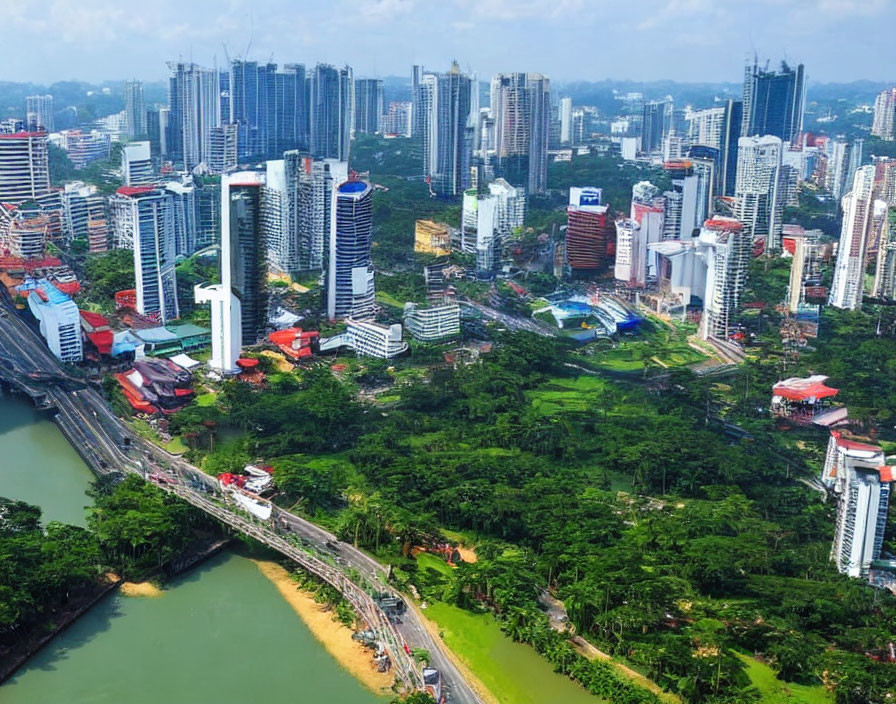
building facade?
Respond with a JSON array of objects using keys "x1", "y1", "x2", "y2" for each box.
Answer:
[
  {"x1": 829, "y1": 165, "x2": 876, "y2": 310},
  {"x1": 733, "y1": 135, "x2": 783, "y2": 249},
  {"x1": 122, "y1": 141, "x2": 154, "y2": 186},
  {"x1": 741, "y1": 60, "x2": 805, "y2": 143},
  {"x1": 566, "y1": 186, "x2": 611, "y2": 272},
  {"x1": 354, "y1": 79, "x2": 383, "y2": 135},
  {"x1": 328, "y1": 180, "x2": 374, "y2": 320},
  {"x1": 871, "y1": 88, "x2": 896, "y2": 141},
  {"x1": 124, "y1": 80, "x2": 147, "y2": 137},
  {"x1": 310, "y1": 64, "x2": 353, "y2": 162},
  {"x1": 25, "y1": 95, "x2": 54, "y2": 133}
]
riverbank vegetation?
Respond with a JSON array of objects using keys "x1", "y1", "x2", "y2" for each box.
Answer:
[
  {"x1": 185, "y1": 327, "x2": 896, "y2": 704},
  {"x1": 0, "y1": 477, "x2": 220, "y2": 672}
]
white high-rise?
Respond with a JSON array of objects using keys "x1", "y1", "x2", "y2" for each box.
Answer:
[
  {"x1": 871, "y1": 88, "x2": 896, "y2": 141},
  {"x1": 122, "y1": 141, "x2": 154, "y2": 186},
  {"x1": 829, "y1": 165, "x2": 876, "y2": 310},
  {"x1": 168, "y1": 62, "x2": 224, "y2": 171},
  {"x1": 822, "y1": 431, "x2": 891, "y2": 578},
  {"x1": 559, "y1": 97, "x2": 573, "y2": 145},
  {"x1": 686, "y1": 106, "x2": 726, "y2": 149},
  {"x1": 25, "y1": 95, "x2": 54, "y2": 132},
  {"x1": 696, "y1": 217, "x2": 751, "y2": 340},
  {"x1": 328, "y1": 180, "x2": 375, "y2": 320},
  {"x1": 733, "y1": 135, "x2": 783, "y2": 250},
  {"x1": 490, "y1": 72, "x2": 550, "y2": 194},
  {"x1": 124, "y1": 80, "x2": 147, "y2": 137}
]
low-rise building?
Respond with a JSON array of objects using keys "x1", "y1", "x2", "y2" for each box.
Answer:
[
  {"x1": 414, "y1": 219, "x2": 451, "y2": 256},
  {"x1": 346, "y1": 319, "x2": 407, "y2": 358},
  {"x1": 403, "y1": 302, "x2": 461, "y2": 342}
]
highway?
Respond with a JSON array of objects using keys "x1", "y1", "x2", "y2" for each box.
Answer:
[{"x1": 0, "y1": 297, "x2": 483, "y2": 704}]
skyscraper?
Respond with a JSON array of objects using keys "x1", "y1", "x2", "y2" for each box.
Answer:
[
  {"x1": 0, "y1": 132, "x2": 51, "y2": 203},
  {"x1": 733, "y1": 135, "x2": 783, "y2": 249},
  {"x1": 328, "y1": 180, "x2": 374, "y2": 320},
  {"x1": 559, "y1": 97, "x2": 573, "y2": 146},
  {"x1": 829, "y1": 165, "x2": 876, "y2": 310},
  {"x1": 490, "y1": 72, "x2": 551, "y2": 194},
  {"x1": 168, "y1": 62, "x2": 223, "y2": 171},
  {"x1": 165, "y1": 177, "x2": 198, "y2": 258},
  {"x1": 110, "y1": 186, "x2": 179, "y2": 323},
  {"x1": 354, "y1": 79, "x2": 383, "y2": 135},
  {"x1": 640, "y1": 99, "x2": 672, "y2": 154},
  {"x1": 719, "y1": 99, "x2": 744, "y2": 196},
  {"x1": 229, "y1": 60, "x2": 277, "y2": 158},
  {"x1": 310, "y1": 64, "x2": 353, "y2": 162},
  {"x1": 822, "y1": 431, "x2": 891, "y2": 578},
  {"x1": 275, "y1": 64, "x2": 308, "y2": 153},
  {"x1": 224, "y1": 171, "x2": 268, "y2": 343},
  {"x1": 871, "y1": 88, "x2": 896, "y2": 141},
  {"x1": 872, "y1": 205, "x2": 896, "y2": 301},
  {"x1": 25, "y1": 95, "x2": 54, "y2": 133},
  {"x1": 741, "y1": 60, "x2": 805, "y2": 143},
  {"x1": 417, "y1": 63, "x2": 473, "y2": 196},
  {"x1": 124, "y1": 80, "x2": 147, "y2": 137},
  {"x1": 696, "y1": 217, "x2": 751, "y2": 340}
]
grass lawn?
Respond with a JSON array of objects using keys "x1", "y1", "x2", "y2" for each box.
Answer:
[
  {"x1": 735, "y1": 652, "x2": 832, "y2": 704},
  {"x1": 164, "y1": 436, "x2": 189, "y2": 454},
  {"x1": 527, "y1": 374, "x2": 609, "y2": 415},
  {"x1": 424, "y1": 602, "x2": 606, "y2": 704},
  {"x1": 195, "y1": 392, "x2": 217, "y2": 407},
  {"x1": 375, "y1": 290, "x2": 405, "y2": 309}
]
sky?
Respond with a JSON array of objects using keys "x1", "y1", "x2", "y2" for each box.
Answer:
[{"x1": 2, "y1": 0, "x2": 895, "y2": 85}]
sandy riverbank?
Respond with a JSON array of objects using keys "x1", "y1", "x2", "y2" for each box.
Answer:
[{"x1": 251, "y1": 559, "x2": 394, "y2": 695}]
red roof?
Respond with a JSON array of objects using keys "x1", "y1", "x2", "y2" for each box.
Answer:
[
  {"x1": 80, "y1": 309, "x2": 111, "y2": 329},
  {"x1": 704, "y1": 217, "x2": 744, "y2": 232},
  {"x1": 0, "y1": 131, "x2": 46, "y2": 139},
  {"x1": 773, "y1": 377, "x2": 839, "y2": 401},
  {"x1": 87, "y1": 330, "x2": 113, "y2": 354},
  {"x1": 831, "y1": 431, "x2": 882, "y2": 453},
  {"x1": 880, "y1": 467, "x2": 894, "y2": 483},
  {"x1": 116, "y1": 186, "x2": 157, "y2": 197},
  {"x1": 236, "y1": 357, "x2": 259, "y2": 369}
]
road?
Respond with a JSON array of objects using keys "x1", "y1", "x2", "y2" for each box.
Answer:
[
  {"x1": 0, "y1": 297, "x2": 483, "y2": 704},
  {"x1": 461, "y1": 300, "x2": 556, "y2": 337}
]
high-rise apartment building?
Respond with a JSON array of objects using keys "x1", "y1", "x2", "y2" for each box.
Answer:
[
  {"x1": 687, "y1": 106, "x2": 726, "y2": 150},
  {"x1": 165, "y1": 177, "x2": 198, "y2": 258},
  {"x1": 733, "y1": 135, "x2": 783, "y2": 249},
  {"x1": 559, "y1": 97, "x2": 573, "y2": 146},
  {"x1": 25, "y1": 95, "x2": 54, "y2": 133},
  {"x1": 62, "y1": 182, "x2": 109, "y2": 252},
  {"x1": 629, "y1": 181, "x2": 665, "y2": 286},
  {"x1": 354, "y1": 79, "x2": 383, "y2": 135},
  {"x1": 490, "y1": 72, "x2": 550, "y2": 194},
  {"x1": 122, "y1": 141, "x2": 154, "y2": 186},
  {"x1": 225, "y1": 171, "x2": 268, "y2": 343},
  {"x1": 54, "y1": 130, "x2": 111, "y2": 169},
  {"x1": 328, "y1": 180, "x2": 374, "y2": 320},
  {"x1": 168, "y1": 62, "x2": 224, "y2": 171},
  {"x1": 110, "y1": 186, "x2": 179, "y2": 323},
  {"x1": 822, "y1": 431, "x2": 891, "y2": 578},
  {"x1": 697, "y1": 217, "x2": 751, "y2": 339},
  {"x1": 124, "y1": 80, "x2": 147, "y2": 137},
  {"x1": 0, "y1": 132, "x2": 52, "y2": 203},
  {"x1": 147, "y1": 106, "x2": 169, "y2": 159},
  {"x1": 829, "y1": 165, "x2": 876, "y2": 310},
  {"x1": 741, "y1": 60, "x2": 805, "y2": 143},
  {"x1": 871, "y1": 88, "x2": 896, "y2": 141},
  {"x1": 416, "y1": 63, "x2": 473, "y2": 196},
  {"x1": 566, "y1": 187, "x2": 611, "y2": 272},
  {"x1": 872, "y1": 205, "x2": 896, "y2": 301},
  {"x1": 207, "y1": 123, "x2": 238, "y2": 174},
  {"x1": 382, "y1": 101, "x2": 412, "y2": 137},
  {"x1": 229, "y1": 60, "x2": 277, "y2": 158},
  {"x1": 310, "y1": 64, "x2": 353, "y2": 162}
]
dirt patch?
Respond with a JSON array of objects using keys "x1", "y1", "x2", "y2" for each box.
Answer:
[
  {"x1": 259, "y1": 350, "x2": 294, "y2": 372},
  {"x1": 120, "y1": 581, "x2": 164, "y2": 598},
  {"x1": 251, "y1": 560, "x2": 393, "y2": 695},
  {"x1": 456, "y1": 546, "x2": 478, "y2": 563}
]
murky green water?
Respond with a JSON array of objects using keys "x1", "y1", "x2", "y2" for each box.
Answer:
[{"x1": 0, "y1": 395, "x2": 384, "y2": 704}]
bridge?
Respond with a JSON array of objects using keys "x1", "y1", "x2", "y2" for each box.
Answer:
[{"x1": 0, "y1": 296, "x2": 482, "y2": 704}]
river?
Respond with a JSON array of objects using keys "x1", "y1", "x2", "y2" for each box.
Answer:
[{"x1": 0, "y1": 394, "x2": 385, "y2": 704}]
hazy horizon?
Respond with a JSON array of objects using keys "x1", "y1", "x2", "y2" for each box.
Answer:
[{"x1": 2, "y1": 0, "x2": 894, "y2": 86}]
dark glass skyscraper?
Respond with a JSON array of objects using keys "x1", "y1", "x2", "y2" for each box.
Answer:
[
  {"x1": 720, "y1": 99, "x2": 744, "y2": 196},
  {"x1": 741, "y1": 60, "x2": 805, "y2": 143},
  {"x1": 640, "y1": 99, "x2": 671, "y2": 154},
  {"x1": 310, "y1": 64, "x2": 353, "y2": 162},
  {"x1": 327, "y1": 180, "x2": 374, "y2": 320},
  {"x1": 354, "y1": 79, "x2": 383, "y2": 134}
]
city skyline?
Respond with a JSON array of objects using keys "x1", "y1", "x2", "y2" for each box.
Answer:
[{"x1": 2, "y1": 0, "x2": 895, "y2": 85}]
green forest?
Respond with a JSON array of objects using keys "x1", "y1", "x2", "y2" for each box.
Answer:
[{"x1": 178, "y1": 329, "x2": 896, "y2": 704}]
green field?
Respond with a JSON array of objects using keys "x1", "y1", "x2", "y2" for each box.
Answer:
[
  {"x1": 194, "y1": 392, "x2": 217, "y2": 407},
  {"x1": 424, "y1": 602, "x2": 605, "y2": 704},
  {"x1": 527, "y1": 374, "x2": 608, "y2": 415},
  {"x1": 735, "y1": 653, "x2": 832, "y2": 704}
]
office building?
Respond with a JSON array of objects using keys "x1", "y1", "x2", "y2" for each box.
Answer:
[
  {"x1": 25, "y1": 94, "x2": 54, "y2": 132},
  {"x1": 0, "y1": 132, "x2": 51, "y2": 203},
  {"x1": 821, "y1": 430, "x2": 891, "y2": 578},
  {"x1": 382, "y1": 101, "x2": 412, "y2": 136},
  {"x1": 687, "y1": 106, "x2": 726, "y2": 150},
  {"x1": 629, "y1": 181, "x2": 665, "y2": 285},
  {"x1": 124, "y1": 80, "x2": 147, "y2": 137},
  {"x1": 662, "y1": 159, "x2": 705, "y2": 241},
  {"x1": 719, "y1": 99, "x2": 744, "y2": 196},
  {"x1": 207, "y1": 123, "x2": 238, "y2": 174},
  {"x1": 310, "y1": 64, "x2": 353, "y2": 162},
  {"x1": 229, "y1": 60, "x2": 276, "y2": 158},
  {"x1": 109, "y1": 186, "x2": 179, "y2": 323},
  {"x1": 785, "y1": 227, "x2": 824, "y2": 313},
  {"x1": 697, "y1": 217, "x2": 751, "y2": 339},
  {"x1": 354, "y1": 79, "x2": 383, "y2": 134},
  {"x1": 461, "y1": 179, "x2": 525, "y2": 274},
  {"x1": 829, "y1": 165, "x2": 876, "y2": 310},
  {"x1": 641, "y1": 99, "x2": 672, "y2": 154},
  {"x1": 165, "y1": 177, "x2": 198, "y2": 258},
  {"x1": 414, "y1": 219, "x2": 451, "y2": 256},
  {"x1": 168, "y1": 61, "x2": 224, "y2": 171},
  {"x1": 328, "y1": 180, "x2": 374, "y2": 320},
  {"x1": 223, "y1": 171, "x2": 268, "y2": 343},
  {"x1": 490, "y1": 72, "x2": 550, "y2": 194},
  {"x1": 614, "y1": 219, "x2": 640, "y2": 284},
  {"x1": 826, "y1": 139, "x2": 851, "y2": 200},
  {"x1": 345, "y1": 319, "x2": 407, "y2": 358},
  {"x1": 733, "y1": 135, "x2": 783, "y2": 249},
  {"x1": 416, "y1": 63, "x2": 473, "y2": 196},
  {"x1": 26, "y1": 280, "x2": 82, "y2": 362},
  {"x1": 566, "y1": 186, "x2": 611, "y2": 272},
  {"x1": 62, "y1": 182, "x2": 109, "y2": 252},
  {"x1": 275, "y1": 63, "x2": 309, "y2": 154},
  {"x1": 403, "y1": 302, "x2": 461, "y2": 342},
  {"x1": 872, "y1": 88, "x2": 896, "y2": 141},
  {"x1": 146, "y1": 107, "x2": 169, "y2": 159},
  {"x1": 262, "y1": 159, "x2": 290, "y2": 274},
  {"x1": 195, "y1": 178, "x2": 221, "y2": 250},
  {"x1": 122, "y1": 141, "x2": 154, "y2": 186},
  {"x1": 741, "y1": 60, "x2": 805, "y2": 143}
]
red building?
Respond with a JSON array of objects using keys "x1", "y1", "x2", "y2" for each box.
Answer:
[{"x1": 566, "y1": 187, "x2": 612, "y2": 272}]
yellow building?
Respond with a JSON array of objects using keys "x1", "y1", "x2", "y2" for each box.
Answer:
[{"x1": 414, "y1": 219, "x2": 451, "y2": 255}]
